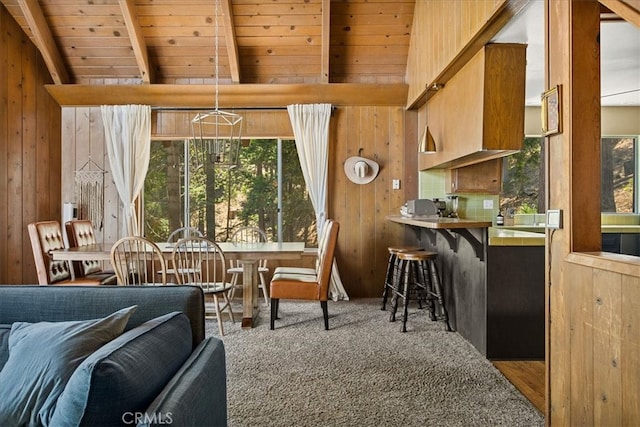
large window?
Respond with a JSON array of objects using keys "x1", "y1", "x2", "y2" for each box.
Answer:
[
  {"x1": 501, "y1": 136, "x2": 637, "y2": 216},
  {"x1": 501, "y1": 137, "x2": 545, "y2": 217},
  {"x1": 601, "y1": 137, "x2": 636, "y2": 213},
  {"x1": 143, "y1": 138, "x2": 317, "y2": 245}
]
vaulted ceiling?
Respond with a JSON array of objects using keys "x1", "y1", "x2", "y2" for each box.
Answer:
[
  {"x1": 1, "y1": 0, "x2": 415, "y2": 86},
  {"x1": 2, "y1": 1, "x2": 637, "y2": 108}
]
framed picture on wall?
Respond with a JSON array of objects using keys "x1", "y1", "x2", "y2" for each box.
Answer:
[{"x1": 541, "y1": 85, "x2": 562, "y2": 136}]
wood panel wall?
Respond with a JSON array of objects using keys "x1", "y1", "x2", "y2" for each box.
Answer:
[
  {"x1": 330, "y1": 106, "x2": 416, "y2": 297},
  {"x1": 406, "y1": 0, "x2": 505, "y2": 106},
  {"x1": 153, "y1": 109, "x2": 294, "y2": 139},
  {"x1": 557, "y1": 255, "x2": 640, "y2": 424},
  {"x1": 61, "y1": 107, "x2": 121, "y2": 243},
  {"x1": 60, "y1": 105, "x2": 414, "y2": 297},
  {"x1": 0, "y1": 4, "x2": 61, "y2": 285},
  {"x1": 546, "y1": 0, "x2": 640, "y2": 425}
]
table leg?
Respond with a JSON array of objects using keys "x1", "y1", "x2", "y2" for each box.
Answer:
[{"x1": 241, "y1": 260, "x2": 259, "y2": 328}]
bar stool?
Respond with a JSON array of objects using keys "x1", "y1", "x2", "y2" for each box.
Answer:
[
  {"x1": 381, "y1": 245, "x2": 422, "y2": 311},
  {"x1": 389, "y1": 250, "x2": 452, "y2": 332}
]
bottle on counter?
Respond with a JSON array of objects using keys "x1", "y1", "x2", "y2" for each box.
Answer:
[{"x1": 496, "y1": 211, "x2": 504, "y2": 226}]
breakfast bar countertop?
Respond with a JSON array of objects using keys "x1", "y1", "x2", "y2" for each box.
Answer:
[{"x1": 386, "y1": 215, "x2": 492, "y2": 229}]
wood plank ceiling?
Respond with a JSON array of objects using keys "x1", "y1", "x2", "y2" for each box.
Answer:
[{"x1": 1, "y1": 0, "x2": 415, "y2": 86}]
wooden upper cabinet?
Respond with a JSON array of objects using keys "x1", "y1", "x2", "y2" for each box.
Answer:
[
  {"x1": 419, "y1": 43, "x2": 527, "y2": 170},
  {"x1": 446, "y1": 158, "x2": 503, "y2": 194}
]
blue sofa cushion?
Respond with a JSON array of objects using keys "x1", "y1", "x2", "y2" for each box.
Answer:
[
  {"x1": 50, "y1": 311, "x2": 193, "y2": 427},
  {"x1": 0, "y1": 324, "x2": 10, "y2": 371},
  {"x1": 0, "y1": 305, "x2": 136, "y2": 427},
  {"x1": 140, "y1": 337, "x2": 227, "y2": 427}
]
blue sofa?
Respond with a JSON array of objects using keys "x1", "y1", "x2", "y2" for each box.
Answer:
[{"x1": 0, "y1": 285, "x2": 227, "y2": 427}]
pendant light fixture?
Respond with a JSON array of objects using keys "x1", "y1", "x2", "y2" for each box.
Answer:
[
  {"x1": 191, "y1": 0, "x2": 243, "y2": 168},
  {"x1": 418, "y1": 126, "x2": 437, "y2": 153}
]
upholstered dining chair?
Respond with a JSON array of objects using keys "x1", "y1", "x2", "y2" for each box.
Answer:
[
  {"x1": 269, "y1": 218, "x2": 330, "y2": 278},
  {"x1": 171, "y1": 237, "x2": 234, "y2": 336},
  {"x1": 110, "y1": 236, "x2": 168, "y2": 286},
  {"x1": 27, "y1": 220, "x2": 106, "y2": 286},
  {"x1": 65, "y1": 219, "x2": 117, "y2": 285},
  {"x1": 227, "y1": 226, "x2": 270, "y2": 304},
  {"x1": 269, "y1": 219, "x2": 339, "y2": 330}
]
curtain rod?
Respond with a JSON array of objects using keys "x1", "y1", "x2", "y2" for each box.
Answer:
[
  {"x1": 151, "y1": 106, "x2": 287, "y2": 111},
  {"x1": 151, "y1": 106, "x2": 337, "y2": 112}
]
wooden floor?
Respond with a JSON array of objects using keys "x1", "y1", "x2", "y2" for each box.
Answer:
[{"x1": 493, "y1": 360, "x2": 545, "y2": 414}]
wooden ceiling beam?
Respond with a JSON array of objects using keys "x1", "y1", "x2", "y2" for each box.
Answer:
[
  {"x1": 45, "y1": 83, "x2": 408, "y2": 108},
  {"x1": 221, "y1": 0, "x2": 240, "y2": 83},
  {"x1": 16, "y1": 0, "x2": 70, "y2": 84},
  {"x1": 321, "y1": 0, "x2": 330, "y2": 83},
  {"x1": 599, "y1": 0, "x2": 640, "y2": 26},
  {"x1": 118, "y1": 0, "x2": 154, "y2": 83}
]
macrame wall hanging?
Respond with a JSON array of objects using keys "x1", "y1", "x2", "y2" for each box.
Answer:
[{"x1": 74, "y1": 158, "x2": 106, "y2": 230}]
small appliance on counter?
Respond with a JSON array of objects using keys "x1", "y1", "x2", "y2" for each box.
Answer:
[
  {"x1": 400, "y1": 199, "x2": 439, "y2": 217},
  {"x1": 432, "y1": 198, "x2": 447, "y2": 217},
  {"x1": 447, "y1": 195, "x2": 459, "y2": 218}
]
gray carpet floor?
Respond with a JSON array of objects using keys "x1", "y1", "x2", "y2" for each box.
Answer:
[{"x1": 205, "y1": 298, "x2": 544, "y2": 427}]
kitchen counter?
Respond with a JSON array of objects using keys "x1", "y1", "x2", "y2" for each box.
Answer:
[
  {"x1": 492, "y1": 224, "x2": 640, "y2": 251},
  {"x1": 500, "y1": 224, "x2": 640, "y2": 233},
  {"x1": 387, "y1": 215, "x2": 492, "y2": 229},
  {"x1": 387, "y1": 214, "x2": 491, "y2": 260},
  {"x1": 602, "y1": 225, "x2": 640, "y2": 233},
  {"x1": 489, "y1": 227, "x2": 545, "y2": 246}
]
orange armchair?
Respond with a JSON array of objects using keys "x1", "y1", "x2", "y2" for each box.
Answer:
[{"x1": 269, "y1": 219, "x2": 339, "y2": 330}]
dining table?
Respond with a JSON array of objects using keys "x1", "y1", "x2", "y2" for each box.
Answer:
[{"x1": 51, "y1": 240, "x2": 306, "y2": 328}]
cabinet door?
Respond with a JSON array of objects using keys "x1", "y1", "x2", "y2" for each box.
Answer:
[{"x1": 446, "y1": 158, "x2": 502, "y2": 194}]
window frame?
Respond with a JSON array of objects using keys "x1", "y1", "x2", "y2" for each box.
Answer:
[
  {"x1": 143, "y1": 137, "x2": 316, "y2": 245},
  {"x1": 501, "y1": 134, "x2": 639, "y2": 216}
]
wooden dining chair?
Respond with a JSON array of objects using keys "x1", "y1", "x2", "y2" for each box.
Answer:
[
  {"x1": 27, "y1": 220, "x2": 105, "y2": 286},
  {"x1": 167, "y1": 226, "x2": 203, "y2": 243},
  {"x1": 270, "y1": 219, "x2": 339, "y2": 330},
  {"x1": 171, "y1": 237, "x2": 234, "y2": 336},
  {"x1": 65, "y1": 219, "x2": 117, "y2": 285},
  {"x1": 163, "y1": 226, "x2": 204, "y2": 282},
  {"x1": 110, "y1": 236, "x2": 168, "y2": 286},
  {"x1": 227, "y1": 226, "x2": 270, "y2": 304}
]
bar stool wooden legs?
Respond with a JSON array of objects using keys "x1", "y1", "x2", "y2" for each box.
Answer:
[
  {"x1": 381, "y1": 245, "x2": 422, "y2": 311},
  {"x1": 389, "y1": 250, "x2": 452, "y2": 332}
]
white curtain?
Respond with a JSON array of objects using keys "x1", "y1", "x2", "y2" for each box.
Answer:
[
  {"x1": 287, "y1": 103, "x2": 349, "y2": 301},
  {"x1": 101, "y1": 104, "x2": 151, "y2": 237}
]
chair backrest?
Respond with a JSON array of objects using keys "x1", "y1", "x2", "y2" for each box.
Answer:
[
  {"x1": 230, "y1": 226, "x2": 268, "y2": 268},
  {"x1": 167, "y1": 226, "x2": 203, "y2": 243},
  {"x1": 230, "y1": 226, "x2": 267, "y2": 244},
  {"x1": 110, "y1": 236, "x2": 167, "y2": 286},
  {"x1": 314, "y1": 218, "x2": 331, "y2": 272},
  {"x1": 27, "y1": 221, "x2": 73, "y2": 285},
  {"x1": 315, "y1": 220, "x2": 340, "y2": 301},
  {"x1": 171, "y1": 237, "x2": 228, "y2": 292},
  {"x1": 65, "y1": 220, "x2": 102, "y2": 277}
]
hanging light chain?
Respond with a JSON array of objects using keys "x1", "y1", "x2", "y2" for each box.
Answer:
[{"x1": 214, "y1": 0, "x2": 219, "y2": 112}]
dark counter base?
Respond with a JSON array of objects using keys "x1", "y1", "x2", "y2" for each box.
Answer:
[
  {"x1": 602, "y1": 233, "x2": 640, "y2": 256},
  {"x1": 486, "y1": 246, "x2": 545, "y2": 359},
  {"x1": 411, "y1": 227, "x2": 544, "y2": 360}
]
